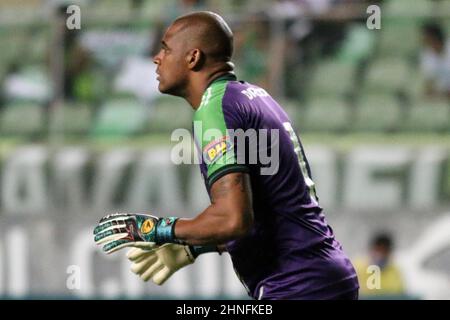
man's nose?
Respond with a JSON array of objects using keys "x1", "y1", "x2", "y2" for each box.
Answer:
[{"x1": 153, "y1": 52, "x2": 161, "y2": 65}]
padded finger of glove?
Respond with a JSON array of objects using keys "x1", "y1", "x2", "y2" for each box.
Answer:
[
  {"x1": 140, "y1": 260, "x2": 165, "y2": 282},
  {"x1": 127, "y1": 247, "x2": 153, "y2": 261},
  {"x1": 152, "y1": 266, "x2": 173, "y2": 285},
  {"x1": 131, "y1": 254, "x2": 158, "y2": 275}
]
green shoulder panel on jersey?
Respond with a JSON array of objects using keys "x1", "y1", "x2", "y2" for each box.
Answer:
[{"x1": 193, "y1": 78, "x2": 248, "y2": 188}]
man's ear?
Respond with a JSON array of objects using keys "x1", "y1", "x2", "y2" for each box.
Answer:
[{"x1": 187, "y1": 48, "x2": 204, "y2": 70}]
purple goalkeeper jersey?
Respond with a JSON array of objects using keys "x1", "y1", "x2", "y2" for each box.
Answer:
[{"x1": 192, "y1": 74, "x2": 359, "y2": 300}]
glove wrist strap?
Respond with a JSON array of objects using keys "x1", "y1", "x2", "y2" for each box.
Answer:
[
  {"x1": 155, "y1": 217, "x2": 180, "y2": 244},
  {"x1": 188, "y1": 245, "x2": 219, "y2": 258}
]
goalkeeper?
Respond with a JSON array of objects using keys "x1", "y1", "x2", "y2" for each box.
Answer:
[{"x1": 94, "y1": 11, "x2": 359, "y2": 300}]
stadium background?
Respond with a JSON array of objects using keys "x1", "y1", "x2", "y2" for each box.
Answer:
[{"x1": 0, "y1": 0, "x2": 449, "y2": 299}]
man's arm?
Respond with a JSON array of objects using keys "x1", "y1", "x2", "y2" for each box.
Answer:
[
  {"x1": 174, "y1": 172, "x2": 253, "y2": 246},
  {"x1": 123, "y1": 176, "x2": 246, "y2": 285}
]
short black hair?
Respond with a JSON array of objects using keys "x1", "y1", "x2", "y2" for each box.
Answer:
[
  {"x1": 370, "y1": 232, "x2": 393, "y2": 250},
  {"x1": 422, "y1": 22, "x2": 445, "y2": 44}
]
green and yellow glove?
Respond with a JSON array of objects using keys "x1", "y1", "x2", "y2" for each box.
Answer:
[{"x1": 93, "y1": 213, "x2": 180, "y2": 254}]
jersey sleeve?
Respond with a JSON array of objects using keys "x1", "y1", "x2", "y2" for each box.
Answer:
[{"x1": 193, "y1": 84, "x2": 249, "y2": 189}]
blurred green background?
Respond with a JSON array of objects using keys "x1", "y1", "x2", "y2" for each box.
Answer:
[{"x1": 0, "y1": 0, "x2": 450, "y2": 300}]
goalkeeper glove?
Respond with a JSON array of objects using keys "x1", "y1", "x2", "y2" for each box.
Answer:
[
  {"x1": 127, "y1": 244, "x2": 218, "y2": 285},
  {"x1": 93, "y1": 213, "x2": 180, "y2": 254}
]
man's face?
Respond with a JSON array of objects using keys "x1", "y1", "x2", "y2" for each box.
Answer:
[{"x1": 153, "y1": 24, "x2": 189, "y2": 95}]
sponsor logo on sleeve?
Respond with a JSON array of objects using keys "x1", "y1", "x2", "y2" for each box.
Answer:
[{"x1": 203, "y1": 136, "x2": 233, "y2": 165}]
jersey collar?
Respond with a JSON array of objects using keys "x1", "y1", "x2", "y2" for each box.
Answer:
[
  {"x1": 205, "y1": 73, "x2": 237, "y2": 90},
  {"x1": 197, "y1": 73, "x2": 237, "y2": 111}
]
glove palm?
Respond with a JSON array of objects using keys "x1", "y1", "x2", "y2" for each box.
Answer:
[{"x1": 127, "y1": 244, "x2": 195, "y2": 285}]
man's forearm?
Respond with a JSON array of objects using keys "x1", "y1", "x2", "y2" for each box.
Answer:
[
  {"x1": 174, "y1": 173, "x2": 253, "y2": 246},
  {"x1": 174, "y1": 203, "x2": 250, "y2": 246}
]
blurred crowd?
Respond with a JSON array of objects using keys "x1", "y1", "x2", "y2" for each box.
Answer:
[
  {"x1": 0, "y1": 0, "x2": 449, "y2": 139},
  {"x1": 354, "y1": 232, "x2": 407, "y2": 299}
]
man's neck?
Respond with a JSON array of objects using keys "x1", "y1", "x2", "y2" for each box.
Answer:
[
  {"x1": 185, "y1": 64, "x2": 235, "y2": 110},
  {"x1": 184, "y1": 80, "x2": 205, "y2": 110}
]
